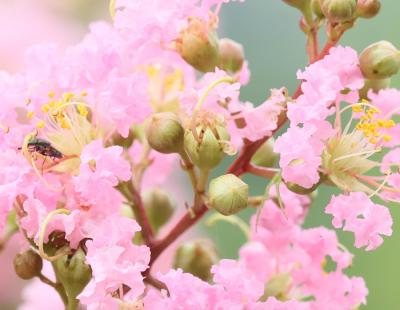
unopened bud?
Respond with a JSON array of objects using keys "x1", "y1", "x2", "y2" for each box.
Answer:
[
  {"x1": 184, "y1": 125, "x2": 231, "y2": 170},
  {"x1": 360, "y1": 41, "x2": 400, "y2": 80},
  {"x1": 251, "y1": 139, "x2": 278, "y2": 168},
  {"x1": 209, "y1": 174, "x2": 249, "y2": 216},
  {"x1": 285, "y1": 180, "x2": 320, "y2": 195},
  {"x1": 260, "y1": 273, "x2": 291, "y2": 301},
  {"x1": 311, "y1": 0, "x2": 324, "y2": 18},
  {"x1": 282, "y1": 0, "x2": 310, "y2": 10},
  {"x1": 359, "y1": 78, "x2": 390, "y2": 99},
  {"x1": 356, "y1": 0, "x2": 381, "y2": 19},
  {"x1": 14, "y1": 249, "x2": 43, "y2": 280},
  {"x1": 320, "y1": 0, "x2": 357, "y2": 23},
  {"x1": 218, "y1": 38, "x2": 245, "y2": 73},
  {"x1": 145, "y1": 112, "x2": 184, "y2": 154},
  {"x1": 173, "y1": 240, "x2": 218, "y2": 281},
  {"x1": 176, "y1": 17, "x2": 220, "y2": 73},
  {"x1": 53, "y1": 247, "x2": 92, "y2": 302},
  {"x1": 143, "y1": 189, "x2": 175, "y2": 232}
]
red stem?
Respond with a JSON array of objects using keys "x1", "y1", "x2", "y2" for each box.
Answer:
[{"x1": 146, "y1": 36, "x2": 344, "y2": 269}]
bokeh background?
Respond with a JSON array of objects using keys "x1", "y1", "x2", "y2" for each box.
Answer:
[{"x1": 0, "y1": 1, "x2": 399, "y2": 309}]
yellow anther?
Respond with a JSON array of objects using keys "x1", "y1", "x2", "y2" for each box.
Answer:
[
  {"x1": 77, "y1": 104, "x2": 88, "y2": 117},
  {"x1": 41, "y1": 104, "x2": 50, "y2": 113},
  {"x1": 48, "y1": 91, "x2": 55, "y2": 98},
  {"x1": 384, "y1": 120, "x2": 395, "y2": 128},
  {"x1": 81, "y1": 91, "x2": 88, "y2": 97},
  {"x1": 361, "y1": 115, "x2": 369, "y2": 121},
  {"x1": 36, "y1": 120, "x2": 45, "y2": 129},
  {"x1": 27, "y1": 111, "x2": 34, "y2": 119},
  {"x1": 62, "y1": 92, "x2": 75, "y2": 102},
  {"x1": 383, "y1": 135, "x2": 393, "y2": 142},
  {"x1": 369, "y1": 137, "x2": 378, "y2": 144},
  {"x1": 352, "y1": 105, "x2": 363, "y2": 113}
]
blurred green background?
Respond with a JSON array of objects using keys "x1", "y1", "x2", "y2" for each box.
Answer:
[
  {"x1": 203, "y1": 1, "x2": 400, "y2": 309},
  {"x1": 1, "y1": 1, "x2": 399, "y2": 309}
]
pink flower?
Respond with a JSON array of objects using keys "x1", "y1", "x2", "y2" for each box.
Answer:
[
  {"x1": 326, "y1": 192, "x2": 393, "y2": 250},
  {"x1": 274, "y1": 120, "x2": 334, "y2": 188},
  {"x1": 236, "y1": 88, "x2": 286, "y2": 141},
  {"x1": 288, "y1": 46, "x2": 363, "y2": 126},
  {"x1": 78, "y1": 215, "x2": 150, "y2": 308},
  {"x1": 73, "y1": 140, "x2": 131, "y2": 212}
]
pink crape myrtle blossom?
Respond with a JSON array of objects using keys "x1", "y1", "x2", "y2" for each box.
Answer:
[
  {"x1": 326, "y1": 192, "x2": 393, "y2": 251},
  {"x1": 78, "y1": 215, "x2": 150, "y2": 309}
]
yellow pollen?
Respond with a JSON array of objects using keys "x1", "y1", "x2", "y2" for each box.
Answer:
[
  {"x1": 27, "y1": 111, "x2": 34, "y2": 119},
  {"x1": 383, "y1": 135, "x2": 392, "y2": 142},
  {"x1": 36, "y1": 120, "x2": 45, "y2": 129},
  {"x1": 77, "y1": 104, "x2": 88, "y2": 117},
  {"x1": 48, "y1": 91, "x2": 55, "y2": 98}
]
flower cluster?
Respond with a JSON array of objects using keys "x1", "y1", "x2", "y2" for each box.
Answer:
[{"x1": 0, "y1": 0, "x2": 397, "y2": 309}]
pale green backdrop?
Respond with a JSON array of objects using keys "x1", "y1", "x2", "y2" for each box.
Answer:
[{"x1": 205, "y1": 1, "x2": 400, "y2": 309}]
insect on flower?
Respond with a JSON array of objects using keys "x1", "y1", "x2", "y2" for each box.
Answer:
[{"x1": 26, "y1": 137, "x2": 63, "y2": 160}]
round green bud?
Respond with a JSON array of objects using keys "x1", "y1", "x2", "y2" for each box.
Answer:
[
  {"x1": 311, "y1": 0, "x2": 324, "y2": 18},
  {"x1": 359, "y1": 41, "x2": 400, "y2": 80},
  {"x1": 260, "y1": 273, "x2": 292, "y2": 301},
  {"x1": 356, "y1": 0, "x2": 381, "y2": 19},
  {"x1": 218, "y1": 38, "x2": 245, "y2": 73},
  {"x1": 251, "y1": 138, "x2": 278, "y2": 168},
  {"x1": 143, "y1": 189, "x2": 176, "y2": 232},
  {"x1": 320, "y1": 0, "x2": 357, "y2": 23},
  {"x1": 53, "y1": 247, "x2": 92, "y2": 301},
  {"x1": 282, "y1": 0, "x2": 310, "y2": 10},
  {"x1": 359, "y1": 78, "x2": 390, "y2": 100},
  {"x1": 184, "y1": 125, "x2": 230, "y2": 170},
  {"x1": 209, "y1": 174, "x2": 249, "y2": 216},
  {"x1": 173, "y1": 240, "x2": 218, "y2": 282},
  {"x1": 176, "y1": 17, "x2": 220, "y2": 73},
  {"x1": 145, "y1": 112, "x2": 184, "y2": 154},
  {"x1": 14, "y1": 249, "x2": 43, "y2": 280}
]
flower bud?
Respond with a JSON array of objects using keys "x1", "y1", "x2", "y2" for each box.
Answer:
[
  {"x1": 281, "y1": 0, "x2": 310, "y2": 10},
  {"x1": 145, "y1": 112, "x2": 184, "y2": 154},
  {"x1": 143, "y1": 189, "x2": 175, "y2": 232},
  {"x1": 356, "y1": 0, "x2": 381, "y2": 19},
  {"x1": 53, "y1": 247, "x2": 92, "y2": 303},
  {"x1": 251, "y1": 139, "x2": 278, "y2": 168},
  {"x1": 14, "y1": 249, "x2": 43, "y2": 280},
  {"x1": 359, "y1": 78, "x2": 390, "y2": 99},
  {"x1": 209, "y1": 174, "x2": 249, "y2": 216},
  {"x1": 260, "y1": 273, "x2": 291, "y2": 301},
  {"x1": 359, "y1": 41, "x2": 400, "y2": 80},
  {"x1": 175, "y1": 17, "x2": 220, "y2": 73},
  {"x1": 173, "y1": 240, "x2": 218, "y2": 282},
  {"x1": 285, "y1": 179, "x2": 321, "y2": 195},
  {"x1": 311, "y1": 0, "x2": 324, "y2": 18},
  {"x1": 320, "y1": 0, "x2": 357, "y2": 23},
  {"x1": 218, "y1": 38, "x2": 245, "y2": 73},
  {"x1": 184, "y1": 125, "x2": 231, "y2": 170}
]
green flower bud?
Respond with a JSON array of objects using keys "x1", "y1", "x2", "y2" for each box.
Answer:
[
  {"x1": 173, "y1": 240, "x2": 218, "y2": 282},
  {"x1": 14, "y1": 249, "x2": 43, "y2": 280},
  {"x1": 311, "y1": 0, "x2": 324, "y2": 18},
  {"x1": 281, "y1": 0, "x2": 310, "y2": 10},
  {"x1": 184, "y1": 125, "x2": 231, "y2": 170},
  {"x1": 285, "y1": 179, "x2": 321, "y2": 195},
  {"x1": 53, "y1": 247, "x2": 92, "y2": 307},
  {"x1": 143, "y1": 189, "x2": 176, "y2": 232},
  {"x1": 359, "y1": 41, "x2": 400, "y2": 80},
  {"x1": 356, "y1": 0, "x2": 381, "y2": 19},
  {"x1": 145, "y1": 112, "x2": 184, "y2": 154},
  {"x1": 218, "y1": 38, "x2": 245, "y2": 73},
  {"x1": 176, "y1": 17, "x2": 220, "y2": 73},
  {"x1": 359, "y1": 78, "x2": 390, "y2": 100},
  {"x1": 260, "y1": 273, "x2": 292, "y2": 301},
  {"x1": 251, "y1": 138, "x2": 278, "y2": 168},
  {"x1": 209, "y1": 174, "x2": 249, "y2": 216},
  {"x1": 320, "y1": 0, "x2": 357, "y2": 23}
]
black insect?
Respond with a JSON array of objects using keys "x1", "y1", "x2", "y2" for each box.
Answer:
[{"x1": 27, "y1": 138, "x2": 63, "y2": 159}]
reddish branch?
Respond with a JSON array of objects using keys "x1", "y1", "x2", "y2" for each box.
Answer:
[{"x1": 146, "y1": 35, "x2": 345, "y2": 271}]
